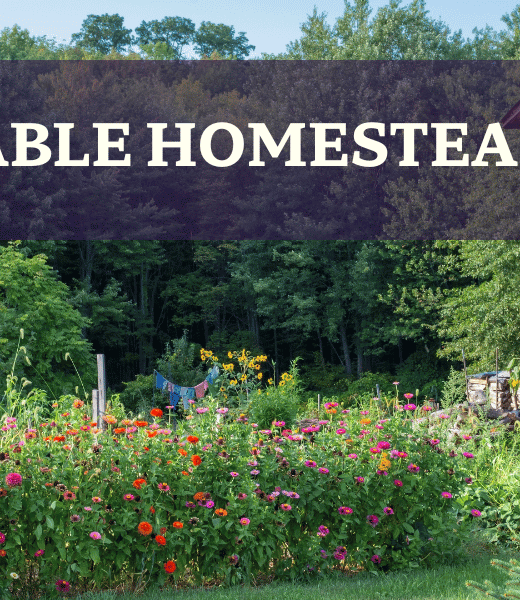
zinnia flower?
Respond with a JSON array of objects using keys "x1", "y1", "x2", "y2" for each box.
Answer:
[
  {"x1": 172, "y1": 521, "x2": 183, "y2": 529},
  {"x1": 123, "y1": 494, "x2": 135, "y2": 501},
  {"x1": 187, "y1": 435, "x2": 199, "y2": 444},
  {"x1": 471, "y1": 509, "x2": 482, "y2": 517},
  {"x1": 305, "y1": 460, "x2": 317, "y2": 468},
  {"x1": 462, "y1": 452, "x2": 475, "y2": 459},
  {"x1": 155, "y1": 535, "x2": 167, "y2": 546},
  {"x1": 158, "y1": 483, "x2": 170, "y2": 491},
  {"x1": 215, "y1": 508, "x2": 228, "y2": 516},
  {"x1": 164, "y1": 560, "x2": 176, "y2": 573},
  {"x1": 55, "y1": 579, "x2": 70, "y2": 591},
  {"x1": 441, "y1": 492, "x2": 452, "y2": 499},
  {"x1": 138, "y1": 521, "x2": 153, "y2": 535},
  {"x1": 403, "y1": 393, "x2": 414, "y2": 399},
  {"x1": 367, "y1": 514, "x2": 379, "y2": 527},
  {"x1": 133, "y1": 478, "x2": 146, "y2": 489},
  {"x1": 34, "y1": 549, "x2": 45, "y2": 557},
  {"x1": 5, "y1": 473, "x2": 22, "y2": 488},
  {"x1": 64, "y1": 491, "x2": 76, "y2": 501},
  {"x1": 0, "y1": 532, "x2": 5, "y2": 544},
  {"x1": 383, "y1": 507, "x2": 394, "y2": 515},
  {"x1": 191, "y1": 455, "x2": 202, "y2": 466},
  {"x1": 371, "y1": 555, "x2": 381, "y2": 564},
  {"x1": 403, "y1": 403, "x2": 416, "y2": 410},
  {"x1": 89, "y1": 531, "x2": 101, "y2": 540},
  {"x1": 150, "y1": 408, "x2": 163, "y2": 418},
  {"x1": 338, "y1": 506, "x2": 353, "y2": 515},
  {"x1": 407, "y1": 463, "x2": 420, "y2": 473},
  {"x1": 318, "y1": 467, "x2": 329, "y2": 474},
  {"x1": 240, "y1": 517, "x2": 250, "y2": 525},
  {"x1": 317, "y1": 525, "x2": 329, "y2": 537},
  {"x1": 280, "y1": 503, "x2": 292, "y2": 511}
]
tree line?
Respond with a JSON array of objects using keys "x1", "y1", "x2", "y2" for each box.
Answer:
[
  {"x1": 4, "y1": 0, "x2": 520, "y2": 60},
  {"x1": 1, "y1": 240, "x2": 518, "y2": 400}
]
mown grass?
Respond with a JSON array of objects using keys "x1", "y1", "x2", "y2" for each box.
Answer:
[{"x1": 72, "y1": 536, "x2": 517, "y2": 600}]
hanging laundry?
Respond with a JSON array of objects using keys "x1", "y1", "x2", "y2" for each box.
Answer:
[
  {"x1": 155, "y1": 371, "x2": 168, "y2": 391},
  {"x1": 194, "y1": 382, "x2": 206, "y2": 399}
]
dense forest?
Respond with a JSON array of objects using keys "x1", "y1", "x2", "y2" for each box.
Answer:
[
  {"x1": 1, "y1": 239, "x2": 519, "y2": 404},
  {"x1": 3, "y1": 1, "x2": 520, "y2": 405}
]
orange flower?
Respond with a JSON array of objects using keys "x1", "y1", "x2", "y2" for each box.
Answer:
[
  {"x1": 147, "y1": 431, "x2": 158, "y2": 438},
  {"x1": 53, "y1": 436, "x2": 65, "y2": 443},
  {"x1": 155, "y1": 535, "x2": 166, "y2": 545},
  {"x1": 164, "y1": 560, "x2": 176, "y2": 573},
  {"x1": 172, "y1": 521, "x2": 183, "y2": 529},
  {"x1": 133, "y1": 478, "x2": 147, "y2": 489},
  {"x1": 187, "y1": 435, "x2": 199, "y2": 444},
  {"x1": 138, "y1": 521, "x2": 153, "y2": 536},
  {"x1": 103, "y1": 415, "x2": 117, "y2": 425},
  {"x1": 114, "y1": 428, "x2": 126, "y2": 434},
  {"x1": 150, "y1": 408, "x2": 163, "y2": 418},
  {"x1": 150, "y1": 506, "x2": 155, "y2": 514},
  {"x1": 72, "y1": 399, "x2": 84, "y2": 408},
  {"x1": 90, "y1": 421, "x2": 97, "y2": 427},
  {"x1": 66, "y1": 429, "x2": 78, "y2": 436},
  {"x1": 194, "y1": 492, "x2": 205, "y2": 501},
  {"x1": 181, "y1": 471, "x2": 189, "y2": 476},
  {"x1": 215, "y1": 508, "x2": 227, "y2": 517},
  {"x1": 134, "y1": 420, "x2": 149, "y2": 427},
  {"x1": 178, "y1": 449, "x2": 187, "y2": 457},
  {"x1": 191, "y1": 455, "x2": 202, "y2": 466},
  {"x1": 0, "y1": 549, "x2": 6, "y2": 557},
  {"x1": 360, "y1": 418, "x2": 371, "y2": 425}
]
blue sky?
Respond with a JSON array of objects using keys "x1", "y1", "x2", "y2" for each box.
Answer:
[{"x1": 3, "y1": 0, "x2": 519, "y2": 57}]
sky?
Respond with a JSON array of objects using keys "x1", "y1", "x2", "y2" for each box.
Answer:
[{"x1": 2, "y1": 0, "x2": 519, "y2": 57}]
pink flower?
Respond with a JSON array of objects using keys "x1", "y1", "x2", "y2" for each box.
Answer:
[
  {"x1": 383, "y1": 507, "x2": 394, "y2": 515},
  {"x1": 338, "y1": 506, "x2": 353, "y2": 515},
  {"x1": 280, "y1": 503, "x2": 292, "y2": 511},
  {"x1": 89, "y1": 531, "x2": 101, "y2": 540},
  {"x1": 371, "y1": 554, "x2": 381, "y2": 564},
  {"x1": 240, "y1": 517, "x2": 250, "y2": 525},
  {"x1": 34, "y1": 549, "x2": 45, "y2": 557},
  {"x1": 318, "y1": 467, "x2": 329, "y2": 474},
  {"x1": 377, "y1": 441, "x2": 391, "y2": 450},
  {"x1": 336, "y1": 428, "x2": 347, "y2": 435},
  {"x1": 367, "y1": 514, "x2": 379, "y2": 527},
  {"x1": 216, "y1": 408, "x2": 229, "y2": 414},
  {"x1": 471, "y1": 509, "x2": 482, "y2": 517},
  {"x1": 407, "y1": 463, "x2": 420, "y2": 473},
  {"x1": 348, "y1": 453, "x2": 358, "y2": 459},
  {"x1": 360, "y1": 410, "x2": 369, "y2": 415},
  {"x1": 403, "y1": 403, "x2": 416, "y2": 410},
  {"x1": 403, "y1": 393, "x2": 414, "y2": 399},
  {"x1": 441, "y1": 492, "x2": 452, "y2": 499},
  {"x1": 0, "y1": 532, "x2": 5, "y2": 544},
  {"x1": 394, "y1": 479, "x2": 403, "y2": 487},
  {"x1": 317, "y1": 525, "x2": 329, "y2": 537},
  {"x1": 5, "y1": 473, "x2": 22, "y2": 487}
]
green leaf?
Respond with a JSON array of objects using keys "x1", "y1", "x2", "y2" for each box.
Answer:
[
  {"x1": 35, "y1": 524, "x2": 42, "y2": 540},
  {"x1": 89, "y1": 547, "x2": 100, "y2": 564},
  {"x1": 403, "y1": 522, "x2": 414, "y2": 533},
  {"x1": 45, "y1": 516, "x2": 54, "y2": 530}
]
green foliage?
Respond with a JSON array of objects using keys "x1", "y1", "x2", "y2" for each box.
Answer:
[
  {"x1": 467, "y1": 558, "x2": 520, "y2": 599},
  {"x1": 441, "y1": 366, "x2": 467, "y2": 408},
  {"x1": 136, "y1": 17, "x2": 196, "y2": 59},
  {"x1": 71, "y1": 13, "x2": 135, "y2": 54},
  {"x1": 193, "y1": 22, "x2": 255, "y2": 58},
  {"x1": 117, "y1": 374, "x2": 154, "y2": 416},
  {"x1": 394, "y1": 350, "x2": 447, "y2": 400},
  {"x1": 0, "y1": 242, "x2": 95, "y2": 396}
]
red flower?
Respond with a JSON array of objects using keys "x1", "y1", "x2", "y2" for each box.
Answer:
[
  {"x1": 155, "y1": 535, "x2": 166, "y2": 545},
  {"x1": 191, "y1": 455, "x2": 202, "y2": 466},
  {"x1": 172, "y1": 521, "x2": 183, "y2": 529},
  {"x1": 133, "y1": 478, "x2": 147, "y2": 490},
  {"x1": 150, "y1": 408, "x2": 163, "y2": 418},
  {"x1": 187, "y1": 435, "x2": 199, "y2": 444},
  {"x1": 164, "y1": 560, "x2": 176, "y2": 573}
]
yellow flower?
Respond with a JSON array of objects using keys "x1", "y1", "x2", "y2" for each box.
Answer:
[
  {"x1": 268, "y1": 378, "x2": 274, "y2": 385},
  {"x1": 255, "y1": 364, "x2": 261, "y2": 370},
  {"x1": 279, "y1": 381, "x2": 285, "y2": 387},
  {"x1": 257, "y1": 373, "x2": 263, "y2": 380},
  {"x1": 248, "y1": 360, "x2": 255, "y2": 368},
  {"x1": 228, "y1": 352, "x2": 233, "y2": 359},
  {"x1": 240, "y1": 374, "x2": 247, "y2": 382},
  {"x1": 220, "y1": 387, "x2": 226, "y2": 392},
  {"x1": 257, "y1": 389, "x2": 262, "y2": 394},
  {"x1": 230, "y1": 379, "x2": 237, "y2": 386}
]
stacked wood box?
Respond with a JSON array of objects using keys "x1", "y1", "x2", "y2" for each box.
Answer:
[{"x1": 467, "y1": 371, "x2": 519, "y2": 410}]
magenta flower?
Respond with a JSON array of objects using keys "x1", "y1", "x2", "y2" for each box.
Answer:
[
  {"x1": 158, "y1": 483, "x2": 170, "y2": 491},
  {"x1": 274, "y1": 421, "x2": 286, "y2": 427},
  {"x1": 0, "y1": 532, "x2": 5, "y2": 544},
  {"x1": 280, "y1": 503, "x2": 292, "y2": 511},
  {"x1": 403, "y1": 403, "x2": 416, "y2": 410},
  {"x1": 371, "y1": 555, "x2": 381, "y2": 564},
  {"x1": 338, "y1": 506, "x2": 353, "y2": 515},
  {"x1": 383, "y1": 507, "x2": 394, "y2": 515},
  {"x1": 56, "y1": 580, "x2": 70, "y2": 592},
  {"x1": 465, "y1": 477, "x2": 473, "y2": 484},
  {"x1": 5, "y1": 473, "x2": 22, "y2": 487},
  {"x1": 230, "y1": 472, "x2": 239, "y2": 478},
  {"x1": 471, "y1": 509, "x2": 482, "y2": 517},
  {"x1": 462, "y1": 452, "x2": 475, "y2": 459},
  {"x1": 403, "y1": 393, "x2": 414, "y2": 399},
  {"x1": 367, "y1": 514, "x2": 379, "y2": 527},
  {"x1": 377, "y1": 441, "x2": 391, "y2": 450},
  {"x1": 216, "y1": 408, "x2": 229, "y2": 414},
  {"x1": 360, "y1": 410, "x2": 369, "y2": 415},
  {"x1": 305, "y1": 460, "x2": 317, "y2": 468},
  {"x1": 407, "y1": 463, "x2": 420, "y2": 473},
  {"x1": 89, "y1": 532, "x2": 101, "y2": 540},
  {"x1": 237, "y1": 493, "x2": 247, "y2": 500},
  {"x1": 317, "y1": 525, "x2": 329, "y2": 537},
  {"x1": 441, "y1": 492, "x2": 452, "y2": 499},
  {"x1": 206, "y1": 500, "x2": 215, "y2": 509},
  {"x1": 348, "y1": 453, "x2": 358, "y2": 459},
  {"x1": 318, "y1": 467, "x2": 329, "y2": 474},
  {"x1": 355, "y1": 476, "x2": 365, "y2": 484},
  {"x1": 34, "y1": 549, "x2": 45, "y2": 557},
  {"x1": 240, "y1": 517, "x2": 250, "y2": 526}
]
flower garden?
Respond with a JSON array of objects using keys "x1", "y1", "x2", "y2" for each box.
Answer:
[{"x1": 0, "y1": 352, "x2": 489, "y2": 598}]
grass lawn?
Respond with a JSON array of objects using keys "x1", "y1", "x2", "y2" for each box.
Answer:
[{"x1": 73, "y1": 536, "x2": 518, "y2": 600}]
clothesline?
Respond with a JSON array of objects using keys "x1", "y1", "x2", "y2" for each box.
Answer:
[{"x1": 154, "y1": 366, "x2": 219, "y2": 410}]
